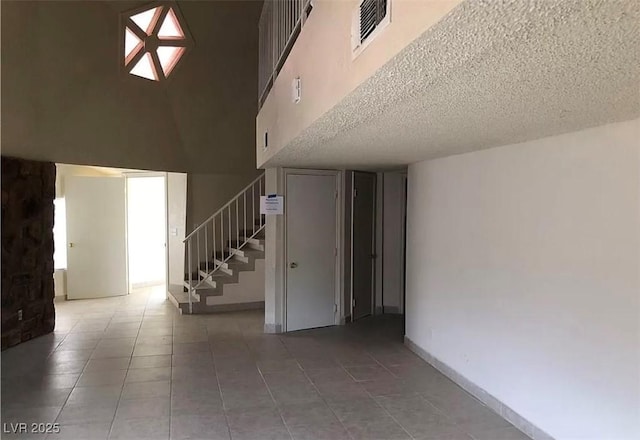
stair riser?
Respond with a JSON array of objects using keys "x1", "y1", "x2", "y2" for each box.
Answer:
[
  {"x1": 213, "y1": 258, "x2": 256, "y2": 272},
  {"x1": 190, "y1": 301, "x2": 265, "y2": 314},
  {"x1": 230, "y1": 248, "x2": 265, "y2": 258},
  {"x1": 172, "y1": 242, "x2": 264, "y2": 314}
]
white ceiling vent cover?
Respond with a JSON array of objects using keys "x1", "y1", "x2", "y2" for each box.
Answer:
[{"x1": 351, "y1": 0, "x2": 390, "y2": 57}]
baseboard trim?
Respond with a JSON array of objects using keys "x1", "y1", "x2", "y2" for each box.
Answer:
[
  {"x1": 383, "y1": 306, "x2": 402, "y2": 314},
  {"x1": 264, "y1": 323, "x2": 282, "y2": 334},
  {"x1": 205, "y1": 301, "x2": 264, "y2": 312},
  {"x1": 404, "y1": 336, "x2": 554, "y2": 440}
]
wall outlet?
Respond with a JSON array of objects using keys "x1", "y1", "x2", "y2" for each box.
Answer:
[{"x1": 17, "y1": 310, "x2": 23, "y2": 321}]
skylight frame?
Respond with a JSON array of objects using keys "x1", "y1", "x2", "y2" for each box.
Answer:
[{"x1": 120, "y1": 1, "x2": 194, "y2": 84}]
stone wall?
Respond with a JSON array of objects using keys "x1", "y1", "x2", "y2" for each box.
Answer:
[{"x1": 1, "y1": 156, "x2": 56, "y2": 350}]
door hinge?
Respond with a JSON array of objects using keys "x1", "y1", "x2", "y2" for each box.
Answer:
[
  {"x1": 334, "y1": 247, "x2": 338, "y2": 257},
  {"x1": 353, "y1": 189, "x2": 358, "y2": 198},
  {"x1": 352, "y1": 298, "x2": 356, "y2": 308},
  {"x1": 334, "y1": 303, "x2": 338, "y2": 313}
]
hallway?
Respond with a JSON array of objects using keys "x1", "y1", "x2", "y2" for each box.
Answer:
[{"x1": 1, "y1": 288, "x2": 528, "y2": 440}]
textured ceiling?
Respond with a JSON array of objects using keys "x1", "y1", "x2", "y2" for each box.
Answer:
[
  {"x1": 264, "y1": 0, "x2": 640, "y2": 169},
  {"x1": 2, "y1": 0, "x2": 263, "y2": 173}
]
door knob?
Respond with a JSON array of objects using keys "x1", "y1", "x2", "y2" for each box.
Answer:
[{"x1": 289, "y1": 262, "x2": 298, "y2": 269}]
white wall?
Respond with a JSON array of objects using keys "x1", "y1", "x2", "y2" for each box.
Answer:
[
  {"x1": 206, "y1": 259, "x2": 265, "y2": 306},
  {"x1": 406, "y1": 118, "x2": 640, "y2": 440},
  {"x1": 382, "y1": 171, "x2": 406, "y2": 313},
  {"x1": 167, "y1": 173, "x2": 187, "y2": 287},
  {"x1": 264, "y1": 168, "x2": 286, "y2": 332}
]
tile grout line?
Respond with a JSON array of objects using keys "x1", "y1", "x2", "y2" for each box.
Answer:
[
  {"x1": 106, "y1": 301, "x2": 143, "y2": 440},
  {"x1": 347, "y1": 348, "x2": 417, "y2": 440},
  {"x1": 253, "y1": 343, "x2": 295, "y2": 440},
  {"x1": 298, "y1": 359, "x2": 361, "y2": 440}
]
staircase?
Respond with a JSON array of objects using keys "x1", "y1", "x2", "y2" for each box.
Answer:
[{"x1": 168, "y1": 173, "x2": 266, "y2": 314}]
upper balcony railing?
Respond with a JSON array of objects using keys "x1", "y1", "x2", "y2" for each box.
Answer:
[{"x1": 258, "y1": 0, "x2": 313, "y2": 109}]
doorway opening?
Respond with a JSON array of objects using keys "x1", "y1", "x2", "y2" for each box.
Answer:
[
  {"x1": 347, "y1": 170, "x2": 407, "y2": 324},
  {"x1": 53, "y1": 164, "x2": 186, "y2": 302},
  {"x1": 351, "y1": 171, "x2": 377, "y2": 321},
  {"x1": 126, "y1": 174, "x2": 167, "y2": 291}
]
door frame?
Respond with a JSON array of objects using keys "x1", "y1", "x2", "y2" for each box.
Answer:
[
  {"x1": 283, "y1": 168, "x2": 343, "y2": 332},
  {"x1": 123, "y1": 172, "x2": 169, "y2": 295},
  {"x1": 350, "y1": 171, "x2": 377, "y2": 321},
  {"x1": 400, "y1": 173, "x2": 408, "y2": 316}
]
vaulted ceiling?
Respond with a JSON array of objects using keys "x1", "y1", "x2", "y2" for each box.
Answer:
[{"x1": 2, "y1": 0, "x2": 263, "y2": 173}]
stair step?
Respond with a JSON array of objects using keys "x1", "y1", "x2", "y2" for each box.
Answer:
[
  {"x1": 168, "y1": 284, "x2": 199, "y2": 314},
  {"x1": 196, "y1": 271, "x2": 238, "y2": 288},
  {"x1": 212, "y1": 258, "x2": 249, "y2": 269},
  {"x1": 212, "y1": 258, "x2": 256, "y2": 273},
  {"x1": 182, "y1": 279, "x2": 223, "y2": 296},
  {"x1": 199, "y1": 262, "x2": 233, "y2": 276},
  {"x1": 229, "y1": 247, "x2": 265, "y2": 259},
  {"x1": 248, "y1": 235, "x2": 265, "y2": 244},
  {"x1": 214, "y1": 250, "x2": 232, "y2": 260}
]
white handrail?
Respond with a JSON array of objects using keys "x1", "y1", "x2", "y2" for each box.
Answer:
[
  {"x1": 183, "y1": 172, "x2": 266, "y2": 313},
  {"x1": 184, "y1": 173, "x2": 265, "y2": 241}
]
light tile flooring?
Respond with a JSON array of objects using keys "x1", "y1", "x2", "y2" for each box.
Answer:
[{"x1": 1, "y1": 286, "x2": 530, "y2": 440}]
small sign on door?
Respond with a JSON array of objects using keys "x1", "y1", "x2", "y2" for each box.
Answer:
[{"x1": 260, "y1": 194, "x2": 284, "y2": 215}]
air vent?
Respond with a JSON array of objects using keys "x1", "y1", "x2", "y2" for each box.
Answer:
[{"x1": 352, "y1": 0, "x2": 390, "y2": 56}]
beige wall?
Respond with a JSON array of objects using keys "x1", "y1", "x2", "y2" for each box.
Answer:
[
  {"x1": 186, "y1": 172, "x2": 262, "y2": 232},
  {"x1": 206, "y1": 259, "x2": 265, "y2": 306},
  {"x1": 2, "y1": 0, "x2": 261, "y2": 175},
  {"x1": 256, "y1": 0, "x2": 461, "y2": 167},
  {"x1": 406, "y1": 118, "x2": 640, "y2": 439}
]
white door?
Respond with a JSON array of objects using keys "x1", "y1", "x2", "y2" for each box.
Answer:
[
  {"x1": 286, "y1": 173, "x2": 337, "y2": 331},
  {"x1": 66, "y1": 176, "x2": 128, "y2": 299}
]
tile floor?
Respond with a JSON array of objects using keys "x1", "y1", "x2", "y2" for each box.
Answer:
[{"x1": 1, "y1": 286, "x2": 531, "y2": 440}]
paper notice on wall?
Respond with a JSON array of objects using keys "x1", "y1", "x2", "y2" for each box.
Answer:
[{"x1": 260, "y1": 195, "x2": 284, "y2": 215}]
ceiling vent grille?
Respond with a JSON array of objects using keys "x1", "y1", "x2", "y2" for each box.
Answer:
[{"x1": 352, "y1": 0, "x2": 390, "y2": 56}]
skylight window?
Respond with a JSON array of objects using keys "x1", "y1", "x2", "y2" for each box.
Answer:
[
  {"x1": 124, "y1": 27, "x2": 142, "y2": 62},
  {"x1": 130, "y1": 7, "x2": 161, "y2": 35},
  {"x1": 122, "y1": 3, "x2": 192, "y2": 82},
  {"x1": 157, "y1": 46, "x2": 185, "y2": 76},
  {"x1": 158, "y1": 8, "x2": 184, "y2": 39},
  {"x1": 130, "y1": 52, "x2": 158, "y2": 81}
]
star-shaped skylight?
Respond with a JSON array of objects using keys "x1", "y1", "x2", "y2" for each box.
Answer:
[{"x1": 123, "y1": 3, "x2": 191, "y2": 81}]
